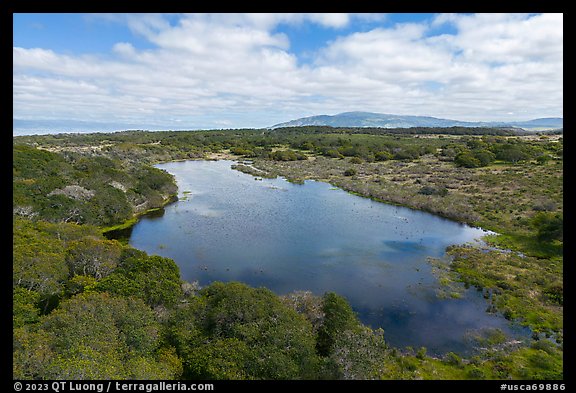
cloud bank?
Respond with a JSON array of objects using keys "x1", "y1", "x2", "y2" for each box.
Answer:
[{"x1": 13, "y1": 13, "x2": 563, "y2": 133}]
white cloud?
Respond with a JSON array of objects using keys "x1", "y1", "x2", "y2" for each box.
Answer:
[
  {"x1": 436, "y1": 13, "x2": 563, "y2": 63},
  {"x1": 112, "y1": 42, "x2": 136, "y2": 57},
  {"x1": 307, "y1": 13, "x2": 351, "y2": 28},
  {"x1": 13, "y1": 13, "x2": 563, "y2": 132}
]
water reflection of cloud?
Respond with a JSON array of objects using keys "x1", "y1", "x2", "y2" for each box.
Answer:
[
  {"x1": 192, "y1": 205, "x2": 224, "y2": 218},
  {"x1": 133, "y1": 160, "x2": 522, "y2": 355}
]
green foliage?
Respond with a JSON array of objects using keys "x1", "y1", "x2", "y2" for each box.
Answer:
[
  {"x1": 13, "y1": 287, "x2": 41, "y2": 327},
  {"x1": 65, "y1": 275, "x2": 98, "y2": 296},
  {"x1": 543, "y1": 282, "x2": 563, "y2": 306},
  {"x1": 531, "y1": 212, "x2": 563, "y2": 242},
  {"x1": 418, "y1": 185, "x2": 448, "y2": 196},
  {"x1": 325, "y1": 149, "x2": 344, "y2": 159},
  {"x1": 202, "y1": 282, "x2": 319, "y2": 379},
  {"x1": 13, "y1": 292, "x2": 182, "y2": 380},
  {"x1": 13, "y1": 327, "x2": 55, "y2": 379},
  {"x1": 327, "y1": 327, "x2": 388, "y2": 379},
  {"x1": 183, "y1": 338, "x2": 253, "y2": 380},
  {"x1": 444, "y1": 352, "x2": 463, "y2": 367},
  {"x1": 454, "y1": 150, "x2": 482, "y2": 168},
  {"x1": 13, "y1": 144, "x2": 176, "y2": 227},
  {"x1": 13, "y1": 144, "x2": 68, "y2": 179},
  {"x1": 85, "y1": 187, "x2": 133, "y2": 226},
  {"x1": 43, "y1": 292, "x2": 159, "y2": 356},
  {"x1": 508, "y1": 345, "x2": 563, "y2": 380},
  {"x1": 536, "y1": 154, "x2": 553, "y2": 164},
  {"x1": 13, "y1": 218, "x2": 69, "y2": 304},
  {"x1": 66, "y1": 237, "x2": 123, "y2": 279},
  {"x1": 95, "y1": 248, "x2": 182, "y2": 307},
  {"x1": 269, "y1": 149, "x2": 307, "y2": 161},
  {"x1": 496, "y1": 144, "x2": 531, "y2": 163},
  {"x1": 473, "y1": 149, "x2": 496, "y2": 166},
  {"x1": 131, "y1": 166, "x2": 178, "y2": 202},
  {"x1": 416, "y1": 347, "x2": 427, "y2": 360},
  {"x1": 230, "y1": 146, "x2": 256, "y2": 157},
  {"x1": 374, "y1": 151, "x2": 393, "y2": 161},
  {"x1": 168, "y1": 282, "x2": 319, "y2": 380},
  {"x1": 454, "y1": 145, "x2": 498, "y2": 167},
  {"x1": 447, "y1": 246, "x2": 562, "y2": 335},
  {"x1": 344, "y1": 168, "x2": 357, "y2": 176},
  {"x1": 13, "y1": 218, "x2": 117, "y2": 312},
  {"x1": 393, "y1": 146, "x2": 422, "y2": 160},
  {"x1": 316, "y1": 292, "x2": 361, "y2": 357}
]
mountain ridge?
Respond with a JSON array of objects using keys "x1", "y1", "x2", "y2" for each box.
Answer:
[{"x1": 270, "y1": 112, "x2": 563, "y2": 131}]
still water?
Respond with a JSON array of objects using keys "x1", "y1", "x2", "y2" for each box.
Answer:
[{"x1": 126, "y1": 160, "x2": 527, "y2": 355}]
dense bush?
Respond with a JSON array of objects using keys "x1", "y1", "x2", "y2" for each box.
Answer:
[
  {"x1": 167, "y1": 282, "x2": 319, "y2": 379},
  {"x1": 13, "y1": 292, "x2": 182, "y2": 379},
  {"x1": 13, "y1": 145, "x2": 176, "y2": 227},
  {"x1": 269, "y1": 149, "x2": 307, "y2": 161},
  {"x1": 95, "y1": 249, "x2": 182, "y2": 308}
]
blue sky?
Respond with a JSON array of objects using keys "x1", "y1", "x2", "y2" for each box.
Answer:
[{"x1": 13, "y1": 13, "x2": 563, "y2": 134}]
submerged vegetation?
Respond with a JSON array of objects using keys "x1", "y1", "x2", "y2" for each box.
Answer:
[{"x1": 13, "y1": 126, "x2": 562, "y2": 380}]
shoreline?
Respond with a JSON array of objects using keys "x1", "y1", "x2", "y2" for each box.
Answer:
[{"x1": 100, "y1": 194, "x2": 178, "y2": 234}]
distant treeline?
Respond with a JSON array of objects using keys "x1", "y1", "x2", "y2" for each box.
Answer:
[
  {"x1": 14, "y1": 125, "x2": 538, "y2": 148},
  {"x1": 14, "y1": 126, "x2": 562, "y2": 170},
  {"x1": 270, "y1": 125, "x2": 523, "y2": 136}
]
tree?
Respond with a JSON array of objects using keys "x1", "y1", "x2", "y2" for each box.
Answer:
[
  {"x1": 344, "y1": 168, "x2": 357, "y2": 176},
  {"x1": 14, "y1": 292, "x2": 183, "y2": 380},
  {"x1": 95, "y1": 248, "x2": 182, "y2": 307},
  {"x1": 281, "y1": 290, "x2": 325, "y2": 332},
  {"x1": 536, "y1": 154, "x2": 553, "y2": 165},
  {"x1": 325, "y1": 149, "x2": 344, "y2": 159},
  {"x1": 531, "y1": 212, "x2": 563, "y2": 242},
  {"x1": 230, "y1": 147, "x2": 256, "y2": 157},
  {"x1": 13, "y1": 287, "x2": 41, "y2": 327},
  {"x1": 66, "y1": 238, "x2": 123, "y2": 279},
  {"x1": 473, "y1": 149, "x2": 496, "y2": 166},
  {"x1": 169, "y1": 282, "x2": 319, "y2": 379},
  {"x1": 316, "y1": 292, "x2": 361, "y2": 357},
  {"x1": 454, "y1": 151, "x2": 482, "y2": 168},
  {"x1": 328, "y1": 327, "x2": 388, "y2": 379},
  {"x1": 13, "y1": 327, "x2": 55, "y2": 379},
  {"x1": 269, "y1": 149, "x2": 306, "y2": 161},
  {"x1": 82, "y1": 186, "x2": 133, "y2": 226},
  {"x1": 184, "y1": 338, "x2": 252, "y2": 380},
  {"x1": 13, "y1": 144, "x2": 176, "y2": 226},
  {"x1": 299, "y1": 141, "x2": 316, "y2": 151},
  {"x1": 374, "y1": 151, "x2": 393, "y2": 161},
  {"x1": 65, "y1": 275, "x2": 98, "y2": 296},
  {"x1": 496, "y1": 145, "x2": 530, "y2": 163},
  {"x1": 13, "y1": 219, "x2": 69, "y2": 311}
]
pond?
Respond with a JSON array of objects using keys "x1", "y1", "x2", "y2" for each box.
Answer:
[{"x1": 119, "y1": 160, "x2": 528, "y2": 355}]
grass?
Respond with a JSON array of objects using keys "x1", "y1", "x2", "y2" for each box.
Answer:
[
  {"x1": 100, "y1": 206, "x2": 165, "y2": 234},
  {"x1": 446, "y1": 245, "x2": 563, "y2": 338},
  {"x1": 484, "y1": 233, "x2": 563, "y2": 259}
]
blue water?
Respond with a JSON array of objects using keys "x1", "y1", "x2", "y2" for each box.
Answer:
[{"x1": 127, "y1": 160, "x2": 528, "y2": 355}]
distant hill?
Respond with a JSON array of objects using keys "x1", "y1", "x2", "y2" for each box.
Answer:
[{"x1": 270, "y1": 112, "x2": 563, "y2": 131}]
